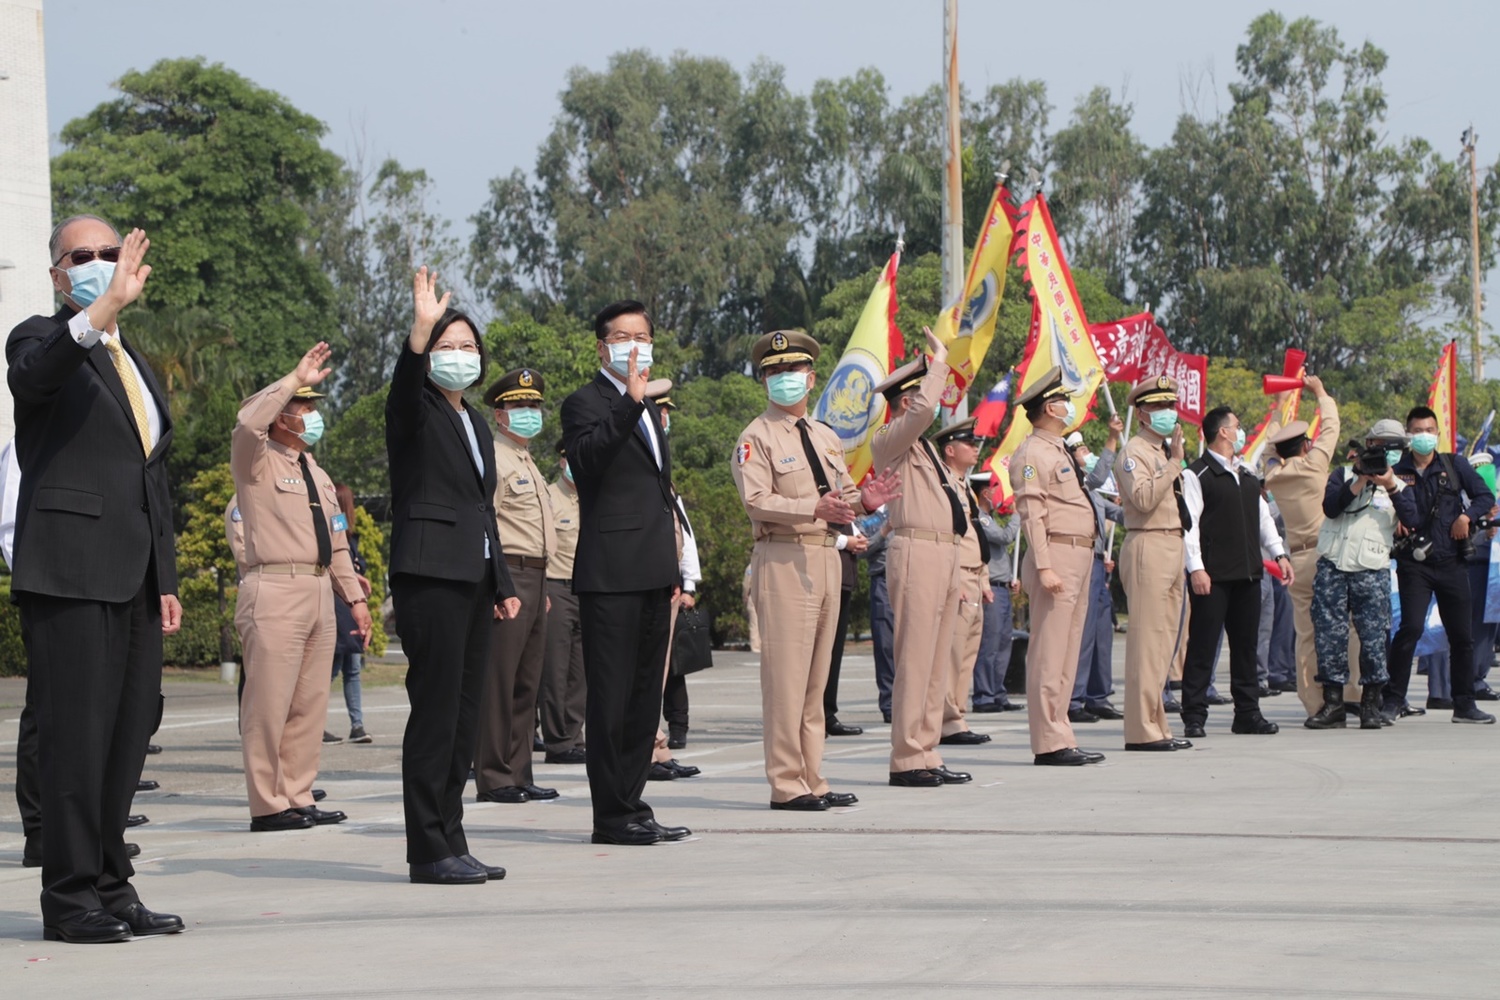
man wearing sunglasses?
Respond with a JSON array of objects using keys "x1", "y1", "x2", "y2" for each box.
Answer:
[{"x1": 6, "y1": 215, "x2": 183, "y2": 943}]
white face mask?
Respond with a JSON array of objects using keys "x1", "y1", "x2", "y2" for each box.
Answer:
[{"x1": 605, "y1": 341, "x2": 652, "y2": 377}]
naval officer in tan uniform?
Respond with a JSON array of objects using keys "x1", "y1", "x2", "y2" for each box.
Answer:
[
  {"x1": 1008, "y1": 368, "x2": 1106, "y2": 765},
  {"x1": 932, "y1": 418, "x2": 994, "y2": 748},
  {"x1": 232, "y1": 343, "x2": 372, "y2": 831},
  {"x1": 732, "y1": 331, "x2": 900, "y2": 809},
  {"x1": 1116, "y1": 375, "x2": 1193, "y2": 752},
  {"x1": 475, "y1": 368, "x2": 559, "y2": 803},
  {"x1": 872, "y1": 329, "x2": 974, "y2": 788}
]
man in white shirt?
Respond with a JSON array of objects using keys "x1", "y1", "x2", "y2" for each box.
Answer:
[{"x1": 1179, "y1": 406, "x2": 1292, "y2": 739}]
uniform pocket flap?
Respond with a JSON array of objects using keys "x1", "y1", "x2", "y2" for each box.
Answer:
[
  {"x1": 599, "y1": 513, "x2": 642, "y2": 533},
  {"x1": 35, "y1": 486, "x2": 104, "y2": 517},
  {"x1": 409, "y1": 502, "x2": 458, "y2": 523}
]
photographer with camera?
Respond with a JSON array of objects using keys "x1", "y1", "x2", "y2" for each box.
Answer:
[
  {"x1": 1386, "y1": 406, "x2": 1496, "y2": 724},
  {"x1": 1307, "y1": 420, "x2": 1407, "y2": 729}
]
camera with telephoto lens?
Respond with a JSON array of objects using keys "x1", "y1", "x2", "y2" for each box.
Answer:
[{"x1": 1354, "y1": 446, "x2": 1389, "y2": 476}]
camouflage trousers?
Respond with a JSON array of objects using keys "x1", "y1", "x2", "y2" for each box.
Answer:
[{"x1": 1311, "y1": 557, "x2": 1391, "y2": 686}]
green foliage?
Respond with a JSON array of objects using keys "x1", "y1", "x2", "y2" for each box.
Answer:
[
  {"x1": 352, "y1": 506, "x2": 388, "y2": 657},
  {"x1": 0, "y1": 579, "x2": 26, "y2": 678},
  {"x1": 319, "y1": 387, "x2": 390, "y2": 498},
  {"x1": 169, "y1": 463, "x2": 238, "y2": 666}
]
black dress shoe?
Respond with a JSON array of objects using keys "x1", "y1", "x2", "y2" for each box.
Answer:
[
  {"x1": 410, "y1": 856, "x2": 487, "y2": 885},
  {"x1": 667, "y1": 726, "x2": 688, "y2": 749},
  {"x1": 522, "y1": 784, "x2": 560, "y2": 800},
  {"x1": 136, "y1": 779, "x2": 159, "y2": 792},
  {"x1": 126, "y1": 843, "x2": 140, "y2": 859},
  {"x1": 1206, "y1": 693, "x2": 1232, "y2": 706},
  {"x1": 1183, "y1": 722, "x2": 1206, "y2": 739},
  {"x1": 662, "y1": 759, "x2": 701, "y2": 778},
  {"x1": 1427, "y1": 697, "x2": 1455, "y2": 710},
  {"x1": 251, "y1": 809, "x2": 314, "y2": 832},
  {"x1": 647, "y1": 762, "x2": 678, "y2": 781},
  {"x1": 822, "y1": 791, "x2": 859, "y2": 807},
  {"x1": 641, "y1": 818, "x2": 693, "y2": 841},
  {"x1": 1452, "y1": 705, "x2": 1497, "y2": 724},
  {"x1": 1086, "y1": 703, "x2": 1124, "y2": 720},
  {"x1": 125, "y1": 814, "x2": 149, "y2": 828},
  {"x1": 826, "y1": 718, "x2": 864, "y2": 736},
  {"x1": 939, "y1": 730, "x2": 991, "y2": 744},
  {"x1": 145, "y1": 743, "x2": 163, "y2": 755},
  {"x1": 476, "y1": 787, "x2": 531, "y2": 803},
  {"x1": 1034, "y1": 748, "x2": 1093, "y2": 766},
  {"x1": 1125, "y1": 739, "x2": 1180, "y2": 751},
  {"x1": 930, "y1": 765, "x2": 973, "y2": 784},
  {"x1": 889, "y1": 769, "x2": 943, "y2": 787},
  {"x1": 458, "y1": 854, "x2": 507, "y2": 880},
  {"x1": 882, "y1": 712, "x2": 892, "y2": 724},
  {"x1": 312, "y1": 788, "x2": 327, "y2": 801},
  {"x1": 1258, "y1": 683, "x2": 1275, "y2": 698},
  {"x1": 591, "y1": 823, "x2": 662, "y2": 846},
  {"x1": 43, "y1": 908, "x2": 131, "y2": 944},
  {"x1": 1476, "y1": 688, "x2": 1500, "y2": 701},
  {"x1": 1068, "y1": 707, "x2": 1100, "y2": 723},
  {"x1": 1169, "y1": 738, "x2": 1194, "y2": 749},
  {"x1": 114, "y1": 901, "x2": 184, "y2": 936},
  {"x1": 544, "y1": 747, "x2": 587, "y2": 765},
  {"x1": 1164, "y1": 698, "x2": 1183, "y2": 713},
  {"x1": 293, "y1": 806, "x2": 348, "y2": 825},
  {"x1": 970, "y1": 702, "x2": 1003, "y2": 714},
  {"x1": 1230, "y1": 714, "x2": 1280, "y2": 735},
  {"x1": 770, "y1": 794, "x2": 830, "y2": 811},
  {"x1": 532, "y1": 736, "x2": 546, "y2": 753},
  {"x1": 998, "y1": 701, "x2": 1024, "y2": 712},
  {"x1": 1073, "y1": 748, "x2": 1106, "y2": 763}
]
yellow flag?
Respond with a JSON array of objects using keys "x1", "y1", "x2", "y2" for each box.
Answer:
[
  {"x1": 1017, "y1": 193, "x2": 1104, "y2": 430},
  {"x1": 937, "y1": 183, "x2": 1019, "y2": 408},
  {"x1": 1429, "y1": 339, "x2": 1458, "y2": 452}
]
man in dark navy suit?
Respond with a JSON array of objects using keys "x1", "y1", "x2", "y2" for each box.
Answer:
[{"x1": 560, "y1": 300, "x2": 690, "y2": 846}]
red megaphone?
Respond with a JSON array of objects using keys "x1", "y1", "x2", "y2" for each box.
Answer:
[{"x1": 1262, "y1": 374, "x2": 1304, "y2": 394}]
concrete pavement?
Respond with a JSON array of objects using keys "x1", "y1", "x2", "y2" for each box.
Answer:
[{"x1": 2, "y1": 639, "x2": 1498, "y2": 998}]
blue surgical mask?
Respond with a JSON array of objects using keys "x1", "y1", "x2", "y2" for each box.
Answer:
[
  {"x1": 64, "y1": 259, "x2": 115, "y2": 308},
  {"x1": 661, "y1": 413, "x2": 671, "y2": 435},
  {"x1": 606, "y1": 341, "x2": 653, "y2": 377},
  {"x1": 505, "y1": 407, "x2": 543, "y2": 440},
  {"x1": 290, "y1": 409, "x2": 324, "y2": 447},
  {"x1": 1234, "y1": 428, "x2": 1246, "y2": 453},
  {"x1": 1082, "y1": 454, "x2": 1099, "y2": 474},
  {"x1": 563, "y1": 463, "x2": 573, "y2": 484},
  {"x1": 767, "y1": 371, "x2": 810, "y2": 406},
  {"x1": 429, "y1": 350, "x2": 482, "y2": 391},
  {"x1": 1148, "y1": 409, "x2": 1178, "y2": 436},
  {"x1": 1386, "y1": 449, "x2": 1403, "y2": 468},
  {"x1": 1410, "y1": 432, "x2": 1438, "y2": 456},
  {"x1": 1059, "y1": 400, "x2": 1077, "y2": 426}
]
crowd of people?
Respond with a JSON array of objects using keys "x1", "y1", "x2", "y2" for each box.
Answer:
[{"x1": 7, "y1": 214, "x2": 1495, "y2": 945}]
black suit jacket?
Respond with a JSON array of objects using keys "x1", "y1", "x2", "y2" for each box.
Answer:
[
  {"x1": 6, "y1": 306, "x2": 178, "y2": 602},
  {"x1": 561, "y1": 372, "x2": 680, "y2": 594},
  {"x1": 385, "y1": 344, "x2": 515, "y2": 599}
]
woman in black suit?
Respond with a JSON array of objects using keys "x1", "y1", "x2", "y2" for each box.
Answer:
[{"x1": 386, "y1": 267, "x2": 518, "y2": 885}]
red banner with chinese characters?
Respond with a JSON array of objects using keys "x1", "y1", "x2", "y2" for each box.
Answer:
[{"x1": 1088, "y1": 313, "x2": 1209, "y2": 427}]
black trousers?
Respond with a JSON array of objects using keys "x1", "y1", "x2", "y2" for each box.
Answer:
[
  {"x1": 15, "y1": 688, "x2": 40, "y2": 844},
  {"x1": 579, "y1": 588, "x2": 673, "y2": 831},
  {"x1": 663, "y1": 671, "x2": 689, "y2": 729},
  {"x1": 23, "y1": 581, "x2": 160, "y2": 925},
  {"x1": 1182, "y1": 576, "x2": 1263, "y2": 724},
  {"x1": 393, "y1": 573, "x2": 493, "y2": 865},
  {"x1": 823, "y1": 586, "x2": 854, "y2": 719},
  {"x1": 1388, "y1": 559, "x2": 1477, "y2": 711}
]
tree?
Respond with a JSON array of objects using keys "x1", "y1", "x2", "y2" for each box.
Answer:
[{"x1": 1048, "y1": 87, "x2": 1146, "y2": 298}]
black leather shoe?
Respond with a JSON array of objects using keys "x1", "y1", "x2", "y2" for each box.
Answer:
[
  {"x1": 1125, "y1": 739, "x2": 1180, "y2": 751},
  {"x1": 882, "y1": 712, "x2": 892, "y2": 724},
  {"x1": 250, "y1": 809, "x2": 314, "y2": 832},
  {"x1": 1206, "y1": 693, "x2": 1232, "y2": 706},
  {"x1": 1086, "y1": 703, "x2": 1124, "y2": 720},
  {"x1": 1476, "y1": 688, "x2": 1500, "y2": 701},
  {"x1": 1258, "y1": 683, "x2": 1275, "y2": 698},
  {"x1": 1271, "y1": 678, "x2": 1299, "y2": 693},
  {"x1": 410, "y1": 857, "x2": 487, "y2": 885},
  {"x1": 826, "y1": 718, "x2": 864, "y2": 736},
  {"x1": 1427, "y1": 697, "x2": 1455, "y2": 710},
  {"x1": 770, "y1": 794, "x2": 830, "y2": 811},
  {"x1": 1169, "y1": 738, "x2": 1194, "y2": 749},
  {"x1": 667, "y1": 726, "x2": 688, "y2": 749},
  {"x1": 293, "y1": 806, "x2": 347, "y2": 825},
  {"x1": 647, "y1": 762, "x2": 678, "y2": 781},
  {"x1": 126, "y1": 843, "x2": 140, "y2": 859},
  {"x1": 125, "y1": 814, "x2": 149, "y2": 828},
  {"x1": 312, "y1": 788, "x2": 327, "y2": 802},
  {"x1": 146, "y1": 743, "x2": 163, "y2": 755},
  {"x1": 42, "y1": 908, "x2": 131, "y2": 944},
  {"x1": 532, "y1": 736, "x2": 546, "y2": 753},
  {"x1": 889, "y1": 769, "x2": 943, "y2": 787},
  {"x1": 591, "y1": 823, "x2": 662, "y2": 846},
  {"x1": 1164, "y1": 698, "x2": 1183, "y2": 713},
  {"x1": 114, "y1": 901, "x2": 184, "y2": 936},
  {"x1": 1397, "y1": 703, "x2": 1425, "y2": 717},
  {"x1": 930, "y1": 765, "x2": 973, "y2": 784},
  {"x1": 1073, "y1": 748, "x2": 1106, "y2": 763},
  {"x1": 641, "y1": 818, "x2": 692, "y2": 841},
  {"x1": 1453, "y1": 705, "x2": 1497, "y2": 724},
  {"x1": 1231, "y1": 714, "x2": 1280, "y2": 735},
  {"x1": 1068, "y1": 707, "x2": 1100, "y2": 723},
  {"x1": 1034, "y1": 748, "x2": 1093, "y2": 766},
  {"x1": 476, "y1": 787, "x2": 531, "y2": 803},
  {"x1": 1183, "y1": 722, "x2": 1206, "y2": 739},
  {"x1": 544, "y1": 747, "x2": 587, "y2": 765},
  {"x1": 522, "y1": 784, "x2": 560, "y2": 800},
  {"x1": 663, "y1": 759, "x2": 701, "y2": 778},
  {"x1": 136, "y1": 779, "x2": 159, "y2": 792},
  {"x1": 998, "y1": 701, "x2": 1024, "y2": 712},
  {"x1": 939, "y1": 730, "x2": 991, "y2": 744},
  {"x1": 822, "y1": 791, "x2": 859, "y2": 807},
  {"x1": 970, "y1": 702, "x2": 1003, "y2": 714},
  {"x1": 458, "y1": 854, "x2": 507, "y2": 880}
]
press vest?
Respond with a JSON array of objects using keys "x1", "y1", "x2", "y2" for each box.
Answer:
[{"x1": 1317, "y1": 468, "x2": 1398, "y2": 572}]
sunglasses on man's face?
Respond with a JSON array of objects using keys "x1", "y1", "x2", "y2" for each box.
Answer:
[{"x1": 54, "y1": 246, "x2": 122, "y2": 268}]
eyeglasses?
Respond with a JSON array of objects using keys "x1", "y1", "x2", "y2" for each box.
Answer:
[
  {"x1": 54, "y1": 246, "x2": 122, "y2": 268},
  {"x1": 603, "y1": 332, "x2": 653, "y2": 345}
]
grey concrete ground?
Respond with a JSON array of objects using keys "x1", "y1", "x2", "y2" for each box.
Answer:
[{"x1": 1, "y1": 638, "x2": 1498, "y2": 999}]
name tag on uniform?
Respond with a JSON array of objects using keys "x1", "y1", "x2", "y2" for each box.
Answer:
[
  {"x1": 1056, "y1": 466, "x2": 1071, "y2": 482},
  {"x1": 331, "y1": 513, "x2": 348, "y2": 533},
  {"x1": 779, "y1": 456, "x2": 798, "y2": 465}
]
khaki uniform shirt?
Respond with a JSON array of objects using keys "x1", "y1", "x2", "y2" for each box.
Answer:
[
  {"x1": 1010, "y1": 428, "x2": 1097, "y2": 571},
  {"x1": 546, "y1": 478, "x2": 579, "y2": 580},
  {"x1": 870, "y1": 361, "x2": 961, "y2": 533},
  {"x1": 493, "y1": 433, "x2": 556, "y2": 561},
  {"x1": 229, "y1": 376, "x2": 361, "y2": 603},
  {"x1": 1264, "y1": 395, "x2": 1340, "y2": 552},
  {"x1": 732, "y1": 408, "x2": 864, "y2": 539},
  {"x1": 1118, "y1": 430, "x2": 1185, "y2": 531}
]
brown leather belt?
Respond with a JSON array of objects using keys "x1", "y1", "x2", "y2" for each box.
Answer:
[
  {"x1": 765, "y1": 533, "x2": 837, "y2": 547},
  {"x1": 1288, "y1": 541, "x2": 1319, "y2": 556},
  {"x1": 505, "y1": 554, "x2": 548, "y2": 570},
  {"x1": 1049, "y1": 534, "x2": 1096, "y2": 548},
  {"x1": 249, "y1": 563, "x2": 326, "y2": 577},
  {"x1": 1131, "y1": 527, "x2": 1184, "y2": 536},
  {"x1": 894, "y1": 528, "x2": 959, "y2": 544},
  {"x1": 961, "y1": 564, "x2": 985, "y2": 573}
]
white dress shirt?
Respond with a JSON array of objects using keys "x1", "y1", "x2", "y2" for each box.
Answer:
[
  {"x1": 68, "y1": 310, "x2": 164, "y2": 450},
  {"x1": 0, "y1": 438, "x2": 19, "y2": 569},
  {"x1": 679, "y1": 505, "x2": 701, "y2": 593},
  {"x1": 1182, "y1": 448, "x2": 1286, "y2": 574}
]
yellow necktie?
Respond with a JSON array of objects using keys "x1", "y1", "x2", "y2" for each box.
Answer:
[{"x1": 104, "y1": 337, "x2": 153, "y2": 456}]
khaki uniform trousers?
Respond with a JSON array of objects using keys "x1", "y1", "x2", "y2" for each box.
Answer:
[
  {"x1": 752, "y1": 540, "x2": 838, "y2": 801},
  {"x1": 941, "y1": 566, "x2": 988, "y2": 737},
  {"x1": 476, "y1": 564, "x2": 547, "y2": 793},
  {"x1": 1021, "y1": 545, "x2": 1093, "y2": 754},
  {"x1": 1289, "y1": 548, "x2": 1361, "y2": 713},
  {"x1": 237, "y1": 571, "x2": 335, "y2": 816},
  {"x1": 1121, "y1": 531, "x2": 1184, "y2": 744},
  {"x1": 888, "y1": 534, "x2": 962, "y2": 772}
]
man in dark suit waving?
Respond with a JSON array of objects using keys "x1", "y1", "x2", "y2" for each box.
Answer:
[
  {"x1": 561, "y1": 301, "x2": 690, "y2": 846},
  {"x1": 7, "y1": 217, "x2": 184, "y2": 942}
]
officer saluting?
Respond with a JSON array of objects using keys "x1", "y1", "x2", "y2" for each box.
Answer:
[
  {"x1": 732, "y1": 330, "x2": 900, "y2": 810},
  {"x1": 1008, "y1": 368, "x2": 1107, "y2": 766}
]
